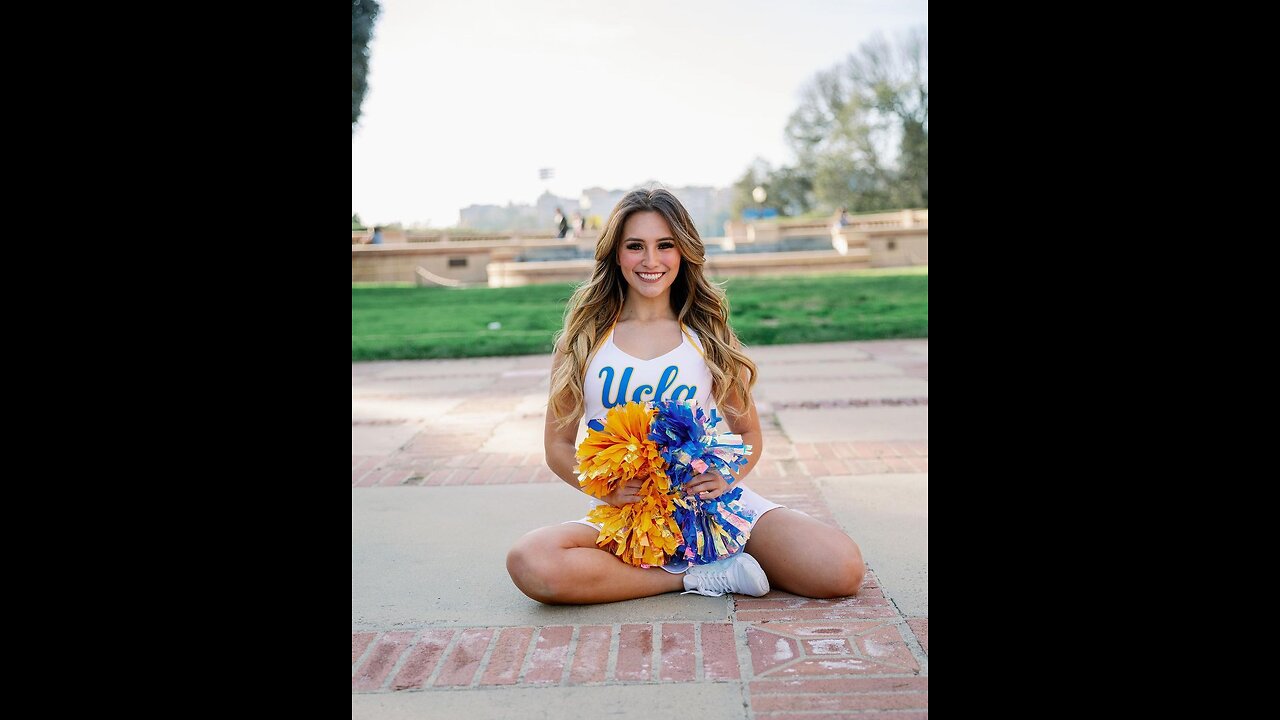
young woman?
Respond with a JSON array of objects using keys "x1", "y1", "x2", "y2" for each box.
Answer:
[{"x1": 507, "y1": 188, "x2": 865, "y2": 604}]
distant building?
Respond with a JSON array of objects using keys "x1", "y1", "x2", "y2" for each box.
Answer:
[
  {"x1": 666, "y1": 184, "x2": 734, "y2": 239},
  {"x1": 535, "y1": 191, "x2": 580, "y2": 232},
  {"x1": 459, "y1": 184, "x2": 734, "y2": 237},
  {"x1": 580, "y1": 187, "x2": 628, "y2": 229},
  {"x1": 458, "y1": 202, "x2": 545, "y2": 232},
  {"x1": 581, "y1": 184, "x2": 731, "y2": 238}
]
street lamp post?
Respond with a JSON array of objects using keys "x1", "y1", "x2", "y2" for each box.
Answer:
[{"x1": 748, "y1": 186, "x2": 768, "y2": 243}]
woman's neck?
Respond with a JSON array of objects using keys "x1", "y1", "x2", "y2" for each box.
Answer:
[{"x1": 620, "y1": 292, "x2": 676, "y2": 323}]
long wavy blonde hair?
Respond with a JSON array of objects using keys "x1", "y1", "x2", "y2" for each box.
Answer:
[{"x1": 549, "y1": 188, "x2": 758, "y2": 428}]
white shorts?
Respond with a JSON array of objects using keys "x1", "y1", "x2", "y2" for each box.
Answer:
[{"x1": 565, "y1": 485, "x2": 786, "y2": 573}]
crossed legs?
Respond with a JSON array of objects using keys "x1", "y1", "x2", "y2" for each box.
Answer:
[
  {"x1": 506, "y1": 523, "x2": 684, "y2": 604},
  {"x1": 743, "y1": 508, "x2": 866, "y2": 598},
  {"x1": 507, "y1": 508, "x2": 865, "y2": 604}
]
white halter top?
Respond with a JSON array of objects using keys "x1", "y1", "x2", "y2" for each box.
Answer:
[{"x1": 583, "y1": 323, "x2": 713, "y2": 423}]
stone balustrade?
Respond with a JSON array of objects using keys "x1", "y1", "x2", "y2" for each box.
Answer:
[
  {"x1": 487, "y1": 249, "x2": 874, "y2": 287},
  {"x1": 352, "y1": 209, "x2": 926, "y2": 286}
]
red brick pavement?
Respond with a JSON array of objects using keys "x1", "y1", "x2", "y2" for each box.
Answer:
[
  {"x1": 351, "y1": 576, "x2": 928, "y2": 717},
  {"x1": 353, "y1": 406, "x2": 927, "y2": 716},
  {"x1": 351, "y1": 441, "x2": 927, "y2": 488},
  {"x1": 353, "y1": 622, "x2": 742, "y2": 691}
]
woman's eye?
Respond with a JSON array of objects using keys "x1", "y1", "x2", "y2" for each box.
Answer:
[
  {"x1": 626, "y1": 244, "x2": 642, "y2": 250},
  {"x1": 659, "y1": 243, "x2": 675, "y2": 250}
]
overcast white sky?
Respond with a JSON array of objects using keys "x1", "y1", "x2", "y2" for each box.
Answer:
[{"x1": 352, "y1": 0, "x2": 927, "y2": 227}]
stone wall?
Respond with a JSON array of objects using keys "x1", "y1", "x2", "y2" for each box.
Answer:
[
  {"x1": 353, "y1": 209, "x2": 927, "y2": 286},
  {"x1": 486, "y1": 249, "x2": 875, "y2": 287}
]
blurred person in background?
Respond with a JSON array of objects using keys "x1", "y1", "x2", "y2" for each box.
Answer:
[{"x1": 554, "y1": 208, "x2": 570, "y2": 239}]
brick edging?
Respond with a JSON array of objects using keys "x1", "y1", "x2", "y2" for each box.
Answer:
[
  {"x1": 353, "y1": 408, "x2": 928, "y2": 716},
  {"x1": 353, "y1": 622, "x2": 742, "y2": 692}
]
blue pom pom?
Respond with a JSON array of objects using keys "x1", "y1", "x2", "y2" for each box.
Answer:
[{"x1": 650, "y1": 399, "x2": 756, "y2": 564}]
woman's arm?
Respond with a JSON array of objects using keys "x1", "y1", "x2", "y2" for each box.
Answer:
[
  {"x1": 545, "y1": 351, "x2": 585, "y2": 491},
  {"x1": 721, "y1": 375, "x2": 764, "y2": 485},
  {"x1": 682, "y1": 358, "x2": 763, "y2": 499},
  {"x1": 544, "y1": 351, "x2": 645, "y2": 506}
]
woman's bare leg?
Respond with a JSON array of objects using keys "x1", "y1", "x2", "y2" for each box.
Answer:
[
  {"x1": 744, "y1": 509, "x2": 866, "y2": 598},
  {"x1": 507, "y1": 523, "x2": 685, "y2": 604}
]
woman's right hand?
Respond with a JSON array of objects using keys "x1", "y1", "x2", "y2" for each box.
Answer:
[{"x1": 604, "y1": 477, "x2": 645, "y2": 507}]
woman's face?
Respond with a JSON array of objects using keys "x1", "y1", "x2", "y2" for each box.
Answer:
[{"x1": 616, "y1": 211, "x2": 681, "y2": 301}]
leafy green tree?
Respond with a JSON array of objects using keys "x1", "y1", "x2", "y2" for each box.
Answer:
[
  {"x1": 352, "y1": 213, "x2": 365, "y2": 230},
  {"x1": 766, "y1": 164, "x2": 815, "y2": 217},
  {"x1": 785, "y1": 26, "x2": 928, "y2": 211},
  {"x1": 731, "y1": 159, "x2": 814, "y2": 219},
  {"x1": 352, "y1": 0, "x2": 381, "y2": 130},
  {"x1": 731, "y1": 160, "x2": 769, "y2": 218}
]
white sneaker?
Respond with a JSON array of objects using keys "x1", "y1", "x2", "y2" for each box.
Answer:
[{"x1": 682, "y1": 553, "x2": 770, "y2": 597}]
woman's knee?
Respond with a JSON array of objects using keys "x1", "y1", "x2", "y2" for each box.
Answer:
[
  {"x1": 836, "y1": 543, "x2": 867, "y2": 596},
  {"x1": 506, "y1": 528, "x2": 571, "y2": 603},
  {"x1": 812, "y1": 539, "x2": 866, "y2": 598}
]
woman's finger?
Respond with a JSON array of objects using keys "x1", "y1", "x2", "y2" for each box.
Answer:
[{"x1": 686, "y1": 480, "x2": 723, "y2": 497}]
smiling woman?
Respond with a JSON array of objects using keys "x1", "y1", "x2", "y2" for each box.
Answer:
[
  {"x1": 616, "y1": 212, "x2": 682, "y2": 303},
  {"x1": 505, "y1": 187, "x2": 867, "y2": 605}
]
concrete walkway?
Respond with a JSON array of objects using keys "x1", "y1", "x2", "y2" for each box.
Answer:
[{"x1": 353, "y1": 339, "x2": 928, "y2": 718}]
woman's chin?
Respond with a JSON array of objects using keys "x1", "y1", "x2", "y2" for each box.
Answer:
[{"x1": 634, "y1": 284, "x2": 669, "y2": 298}]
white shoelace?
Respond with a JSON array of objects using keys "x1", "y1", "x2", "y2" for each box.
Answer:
[{"x1": 683, "y1": 568, "x2": 732, "y2": 596}]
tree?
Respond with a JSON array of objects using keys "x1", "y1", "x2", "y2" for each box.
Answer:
[
  {"x1": 731, "y1": 158, "x2": 814, "y2": 220},
  {"x1": 730, "y1": 160, "x2": 769, "y2": 219},
  {"x1": 785, "y1": 26, "x2": 928, "y2": 211},
  {"x1": 352, "y1": 0, "x2": 381, "y2": 130},
  {"x1": 766, "y1": 165, "x2": 815, "y2": 217}
]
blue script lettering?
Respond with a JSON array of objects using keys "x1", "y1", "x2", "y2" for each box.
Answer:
[
  {"x1": 598, "y1": 366, "x2": 634, "y2": 408},
  {"x1": 601, "y1": 364, "x2": 698, "y2": 407}
]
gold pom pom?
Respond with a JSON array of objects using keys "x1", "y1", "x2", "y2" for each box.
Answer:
[
  {"x1": 575, "y1": 403, "x2": 666, "y2": 498},
  {"x1": 587, "y1": 473, "x2": 683, "y2": 567}
]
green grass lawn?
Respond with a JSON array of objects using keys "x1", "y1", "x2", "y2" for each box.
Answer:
[{"x1": 352, "y1": 267, "x2": 927, "y2": 361}]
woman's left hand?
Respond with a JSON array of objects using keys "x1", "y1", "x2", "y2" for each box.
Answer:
[{"x1": 684, "y1": 469, "x2": 732, "y2": 500}]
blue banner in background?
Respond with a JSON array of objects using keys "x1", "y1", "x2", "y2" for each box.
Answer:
[{"x1": 742, "y1": 208, "x2": 778, "y2": 220}]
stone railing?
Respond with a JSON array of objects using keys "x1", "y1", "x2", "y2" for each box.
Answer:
[
  {"x1": 352, "y1": 244, "x2": 494, "y2": 284},
  {"x1": 352, "y1": 228, "x2": 603, "y2": 245},
  {"x1": 486, "y1": 248, "x2": 874, "y2": 287},
  {"x1": 723, "y1": 208, "x2": 926, "y2": 247},
  {"x1": 861, "y1": 227, "x2": 928, "y2": 266},
  {"x1": 353, "y1": 209, "x2": 926, "y2": 285},
  {"x1": 352, "y1": 238, "x2": 596, "y2": 284}
]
